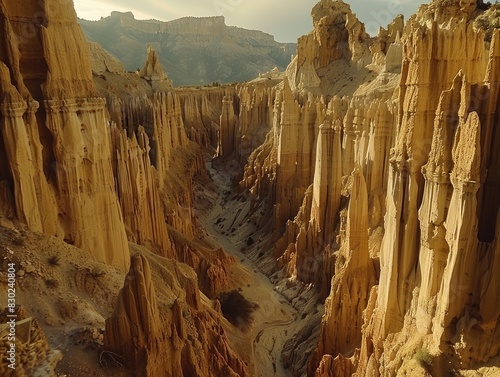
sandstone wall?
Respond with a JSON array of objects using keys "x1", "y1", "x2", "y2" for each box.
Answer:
[
  {"x1": 234, "y1": 1, "x2": 500, "y2": 375},
  {"x1": 0, "y1": 0, "x2": 129, "y2": 270},
  {"x1": 104, "y1": 253, "x2": 249, "y2": 377}
]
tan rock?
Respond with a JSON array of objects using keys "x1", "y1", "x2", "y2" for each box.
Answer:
[
  {"x1": 309, "y1": 168, "x2": 375, "y2": 374},
  {"x1": 138, "y1": 46, "x2": 172, "y2": 90},
  {"x1": 87, "y1": 42, "x2": 125, "y2": 74},
  {"x1": 104, "y1": 253, "x2": 248, "y2": 377},
  {"x1": 218, "y1": 95, "x2": 237, "y2": 158},
  {"x1": 0, "y1": 0, "x2": 130, "y2": 270}
]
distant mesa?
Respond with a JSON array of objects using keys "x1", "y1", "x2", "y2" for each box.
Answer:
[
  {"x1": 78, "y1": 12, "x2": 297, "y2": 86},
  {"x1": 110, "y1": 11, "x2": 135, "y2": 19}
]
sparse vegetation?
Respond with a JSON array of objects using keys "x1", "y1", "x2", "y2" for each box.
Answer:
[
  {"x1": 246, "y1": 236, "x2": 254, "y2": 246},
  {"x1": 218, "y1": 290, "x2": 256, "y2": 329},
  {"x1": 88, "y1": 267, "x2": 106, "y2": 278},
  {"x1": 414, "y1": 347, "x2": 434, "y2": 368},
  {"x1": 11, "y1": 237, "x2": 25, "y2": 247},
  {"x1": 47, "y1": 254, "x2": 61, "y2": 266},
  {"x1": 475, "y1": 4, "x2": 500, "y2": 42},
  {"x1": 45, "y1": 279, "x2": 59, "y2": 289}
]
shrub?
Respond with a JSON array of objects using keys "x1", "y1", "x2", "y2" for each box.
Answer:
[
  {"x1": 218, "y1": 290, "x2": 256, "y2": 329},
  {"x1": 45, "y1": 279, "x2": 59, "y2": 289},
  {"x1": 11, "y1": 237, "x2": 25, "y2": 247},
  {"x1": 47, "y1": 255, "x2": 61, "y2": 266},
  {"x1": 87, "y1": 267, "x2": 106, "y2": 278},
  {"x1": 414, "y1": 348, "x2": 433, "y2": 368}
]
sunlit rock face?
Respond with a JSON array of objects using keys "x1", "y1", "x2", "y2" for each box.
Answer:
[
  {"x1": 0, "y1": 0, "x2": 129, "y2": 270},
  {"x1": 104, "y1": 254, "x2": 249, "y2": 377},
  {"x1": 230, "y1": 0, "x2": 500, "y2": 375},
  {"x1": 2, "y1": 0, "x2": 500, "y2": 376},
  {"x1": 0, "y1": 0, "x2": 231, "y2": 296}
]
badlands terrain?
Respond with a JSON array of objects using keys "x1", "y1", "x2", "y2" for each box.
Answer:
[{"x1": 0, "y1": 0, "x2": 500, "y2": 376}]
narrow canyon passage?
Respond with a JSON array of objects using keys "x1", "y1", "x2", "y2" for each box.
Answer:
[{"x1": 198, "y1": 161, "x2": 303, "y2": 377}]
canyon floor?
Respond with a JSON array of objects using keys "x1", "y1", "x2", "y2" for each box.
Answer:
[
  {"x1": 0, "y1": 156, "x2": 319, "y2": 377},
  {"x1": 197, "y1": 159, "x2": 318, "y2": 377}
]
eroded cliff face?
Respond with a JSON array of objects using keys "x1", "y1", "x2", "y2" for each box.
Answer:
[
  {"x1": 357, "y1": 1, "x2": 500, "y2": 375},
  {"x1": 79, "y1": 12, "x2": 296, "y2": 86},
  {"x1": 93, "y1": 50, "x2": 236, "y2": 299},
  {"x1": 0, "y1": 2, "x2": 248, "y2": 375},
  {"x1": 224, "y1": 0, "x2": 500, "y2": 376},
  {"x1": 0, "y1": 0, "x2": 129, "y2": 270},
  {"x1": 104, "y1": 253, "x2": 248, "y2": 377},
  {"x1": 2, "y1": 0, "x2": 500, "y2": 375},
  {"x1": 240, "y1": 0, "x2": 400, "y2": 293}
]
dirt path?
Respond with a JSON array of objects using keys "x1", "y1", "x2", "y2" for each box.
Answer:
[{"x1": 200, "y1": 164, "x2": 301, "y2": 377}]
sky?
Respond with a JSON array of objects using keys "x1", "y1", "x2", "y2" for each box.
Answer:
[{"x1": 73, "y1": 0, "x2": 428, "y2": 43}]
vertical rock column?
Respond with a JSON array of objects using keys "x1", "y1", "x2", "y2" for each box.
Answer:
[
  {"x1": 218, "y1": 95, "x2": 237, "y2": 158},
  {"x1": 112, "y1": 125, "x2": 173, "y2": 258},
  {"x1": 0, "y1": 99, "x2": 43, "y2": 231},
  {"x1": 310, "y1": 123, "x2": 342, "y2": 245},
  {"x1": 275, "y1": 79, "x2": 318, "y2": 228},
  {"x1": 310, "y1": 168, "x2": 375, "y2": 375},
  {"x1": 434, "y1": 111, "x2": 482, "y2": 338},
  {"x1": 45, "y1": 98, "x2": 129, "y2": 270},
  {"x1": 415, "y1": 73, "x2": 462, "y2": 333},
  {"x1": 104, "y1": 254, "x2": 165, "y2": 377},
  {"x1": 377, "y1": 16, "x2": 488, "y2": 335}
]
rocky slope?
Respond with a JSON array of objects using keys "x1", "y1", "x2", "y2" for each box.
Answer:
[
  {"x1": 1, "y1": 0, "x2": 500, "y2": 376},
  {"x1": 0, "y1": 0, "x2": 248, "y2": 375},
  {"x1": 78, "y1": 12, "x2": 296, "y2": 86}
]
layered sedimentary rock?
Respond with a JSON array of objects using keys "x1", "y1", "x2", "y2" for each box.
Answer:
[
  {"x1": 93, "y1": 52, "x2": 234, "y2": 298},
  {"x1": 239, "y1": 0, "x2": 399, "y2": 295},
  {"x1": 0, "y1": 0, "x2": 129, "y2": 270},
  {"x1": 310, "y1": 168, "x2": 376, "y2": 375},
  {"x1": 79, "y1": 13, "x2": 296, "y2": 85},
  {"x1": 104, "y1": 253, "x2": 248, "y2": 377},
  {"x1": 234, "y1": 1, "x2": 500, "y2": 376},
  {"x1": 309, "y1": 1, "x2": 500, "y2": 376}
]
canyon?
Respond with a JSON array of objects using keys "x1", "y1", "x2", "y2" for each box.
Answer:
[{"x1": 0, "y1": 0, "x2": 499, "y2": 377}]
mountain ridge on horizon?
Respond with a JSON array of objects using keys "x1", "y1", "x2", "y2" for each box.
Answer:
[{"x1": 79, "y1": 11, "x2": 297, "y2": 86}]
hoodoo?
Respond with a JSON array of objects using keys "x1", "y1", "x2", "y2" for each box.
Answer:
[{"x1": 1, "y1": 0, "x2": 499, "y2": 376}]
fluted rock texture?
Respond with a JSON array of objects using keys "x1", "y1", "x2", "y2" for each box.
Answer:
[
  {"x1": 0, "y1": 0, "x2": 232, "y2": 297},
  {"x1": 93, "y1": 59, "x2": 234, "y2": 298},
  {"x1": 364, "y1": 2, "x2": 500, "y2": 374},
  {"x1": 231, "y1": 0, "x2": 500, "y2": 376},
  {"x1": 309, "y1": 169, "x2": 376, "y2": 375},
  {"x1": 104, "y1": 254, "x2": 162, "y2": 375},
  {"x1": 104, "y1": 253, "x2": 248, "y2": 377},
  {"x1": 0, "y1": 0, "x2": 129, "y2": 270}
]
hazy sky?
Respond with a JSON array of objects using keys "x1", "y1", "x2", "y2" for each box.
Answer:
[{"x1": 73, "y1": 0, "x2": 427, "y2": 42}]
